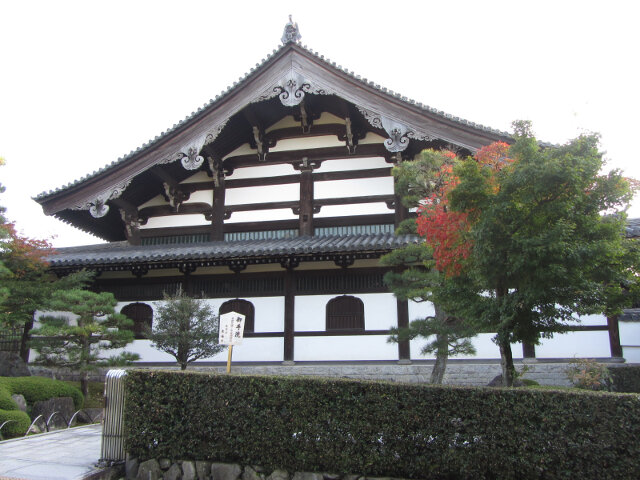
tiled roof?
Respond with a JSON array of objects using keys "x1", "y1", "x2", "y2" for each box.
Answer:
[
  {"x1": 48, "y1": 233, "x2": 419, "y2": 268},
  {"x1": 626, "y1": 217, "x2": 640, "y2": 238},
  {"x1": 35, "y1": 41, "x2": 514, "y2": 202}
]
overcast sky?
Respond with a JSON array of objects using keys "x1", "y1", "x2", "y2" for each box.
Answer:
[{"x1": 1, "y1": 0, "x2": 638, "y2": 247}]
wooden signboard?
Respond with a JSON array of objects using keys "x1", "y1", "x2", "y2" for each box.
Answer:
[{"x1": 219, "y1": 311, "x2": 246, "y2": 373}]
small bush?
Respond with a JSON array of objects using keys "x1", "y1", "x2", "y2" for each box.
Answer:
[
  {"x1": 0, "y1": 409, "x2": 31, "y2": 439},
  {"x1": 0, "y1": 377, "x2": 83, "y2": 410},
  {"x1": 609, "y1": 365, "x2": 640, "y2": 393},
  {"x1": 565, "y1": 358, "x2": 612, "y2": 390},
  {"x1": 0, "y1": 376, "x2": 84, "y2": 439}
]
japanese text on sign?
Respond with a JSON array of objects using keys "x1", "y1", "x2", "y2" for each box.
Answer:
[{"x1": 219, "y1": 311, "x2": 246, "y2": 346}]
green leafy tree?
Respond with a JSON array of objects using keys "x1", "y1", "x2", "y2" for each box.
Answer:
[
  {"x1": 381, "y1": 149, "x2": 476, "y2": 383},
  {"x1": 0, "y1": 158, "x2": 95, "y2": 360},
  {"x1": 427, "y1": 121, "x2": 638, "y2": 386},
  {"x1": 148, "y1": 292, "x2": 224, "y2": 370},
  {"x1": 31, "y1": 290, "x2": 138, "y2": 397}
]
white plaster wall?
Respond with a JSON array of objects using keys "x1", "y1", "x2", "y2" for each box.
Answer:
[
  {"x1": 228, "y1": 164, "x2": 295, "y2": 179},
  {"x1": 620, "y1": 321, "x2": 640, "y2": 363},
  {"x1": 408, "y1": 300, "x2": 436, "y2": 321},
  {"x1": 295, "y1": 293, "x2": 397, "y2": 331},
  {"x1": 564, "y1": 313, "x2": 609, "y2": 327},
  {"x1": 225, "y1": 208, "x2": 298, "y2": 223},
  {"x1": 139, "y1": 214, "x2": 209, "y2": 229},
  {"x1": 409, "y1": 333, "x2": 514, "y2": 361},
  {"x1": 116, "y1": 297, "x2": 284, "y2": 333},
  {"x1": 315, "y1": 157, "x2": 389, "y2": 173},
  {"x1": 315, "y1": 203, "x2": 391, "y2": 218},
  {"x1": 315, "y1": 177, "x2": 393, "y2": 199},
  {"x1": 109, "y1": 337, "x2": 284, "y2": 363},
  {"x1": 183, "y1": 190, "x2": 213, "y2": 205},
  {"x1": 270, "y1": 136, "x2": 345, "y2": 152},
  {"x1": 536, "y1": 330, "x2": 611, "y2": 358},
  {"x1": 294, "y1": 335, "x2": 398, "y2": 361},
  {"x1": 226, "y1": 183, "x2": 299, "y2": 205}
]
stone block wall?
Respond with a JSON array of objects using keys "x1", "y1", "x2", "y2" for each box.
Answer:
[{"x1": 126, "y1": 457, "x2": 402, "y2": 480}]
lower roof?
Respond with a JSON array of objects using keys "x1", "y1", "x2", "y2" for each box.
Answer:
[{"x1": 48, "y1": 233, "x2": 419, "y2": 271}]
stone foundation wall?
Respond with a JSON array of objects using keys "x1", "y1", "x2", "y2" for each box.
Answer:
[
  {"x1": 126, "y1": 458, "x2": 400, "y2": 480},
  {"x1": 31, "y1": 361, "x2": 630, "y2": 387}
]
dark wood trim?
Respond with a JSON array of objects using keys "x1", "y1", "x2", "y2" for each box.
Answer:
[
  {"x1": 284, "y1": 269, "x2": 295, "y2": 362},
  {"x1": 265, "y1": 124, "x2": 345, "y2": 144},
  {"x1": 299, "y1": 168, "x2": 314, "y2": 236},
  {"x1": 607, "y1": 316, "x2": 623, "y2": 357},
  {"x1": 396, "y1": 298, "x2": 410, "y2": 360},
  {"x1": 557, "y1": 325, "x2": 609, "y2": 332},
  {"x1": 224, "y1": 195, "x2": 393, "y2": 216},
  {"x1": 522, "y1": 342, "x2": 536, "y2": 358},
  {"x1": 224, "y1": 144, "x2": 389, "y2": 170},
  {"x1": 211, "y1": 177, "x2": 225, "y2": 241},
  {"x1": 294, "y1": 330, "x2": 391, "y2": 336}
]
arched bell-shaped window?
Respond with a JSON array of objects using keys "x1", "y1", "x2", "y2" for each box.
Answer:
[
  {"x1": 120, "y1": 302, "x2": 153, "y2": 339},
  {"x1": 219, "y1": 299, "x2": 255, "y2": 333},
  {"x1": 326, "y1": 295, "x2": 365, "y2": 330}
]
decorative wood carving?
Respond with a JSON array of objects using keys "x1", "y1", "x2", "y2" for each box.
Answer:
[
  {"x1": 71, "y1": 179, "x2": 132, "y2": 218},
  {"x1": 356, "y1": 106, "x2": 440, "y2": 153},
  {"x1": 119, "y1": 208, "x2": 141, "y2": 238},
  {"x1": 252, "y1": 69, "x2": 336, "y2": 107},
  {"x1": 162, "y1": 183, "x2": 191, "y2": 212}
]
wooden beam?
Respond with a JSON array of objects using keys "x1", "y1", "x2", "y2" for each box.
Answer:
[
  {"x1": 284, "y1": 269, "x2": 295, "y2": 362},
  {"x1": 397, "y1": 298, "x2": 410, "y2": 361},
  {"x1": 223, "y1": 143, "x2": 389, "y2": 170},
  {"x1": 607, "y1": 316, "x2": 623, "y2": 358}
]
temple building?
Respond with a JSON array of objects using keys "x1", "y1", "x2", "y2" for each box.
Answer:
[{"x1": 34, "y1": 20, "x2": 639, "y2": 368}]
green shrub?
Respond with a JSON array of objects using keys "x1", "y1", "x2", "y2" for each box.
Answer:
[
  {"x1": 609, "y1": 365, "x2": 640, "y2": 393},
  {"x1": 521, "y1": 378, "x2": 539, "y2": 386},
  {"x1": 125, "y1": 370, "x2": 640, "y2": 480},
  {"x1": 0, "y1": 376, "x2": 84, "y2": 439},
  {"x1": 565, "y1": 358, "x2": 612, "y2": 390},
  {"x1": 0, "y1": 377, "x2": 83, "y2": 410},
  {"x1": 0, "y1": 409, "x2": 31, "y2": 439}
]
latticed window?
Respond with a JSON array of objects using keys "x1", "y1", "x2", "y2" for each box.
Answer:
[
  {"x1": 120, "y1": 302, "x2": 153, "y2": 339},
  {"x1": 219, "y1": 299, "x2": 255, "y2": 333},
  {"x1": 326, "y1": 295, "x2": 365, "y2": 330}
]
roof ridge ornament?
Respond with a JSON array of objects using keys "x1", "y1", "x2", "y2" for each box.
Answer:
[{"x1": 281, "y1": 15, "x2": 301, "y2": 44}]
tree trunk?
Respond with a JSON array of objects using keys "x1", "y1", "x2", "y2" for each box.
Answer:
[
  {"x1": 80, "y1": 370, "x2": 89, "y2": 398},
  {"x1": 20, "y1": 319, "x2": 33, "y2": 363},
  {"x1": 430, "y1": 336, "x2": 448, "y2": 384},
  {"x1": 499, "y1": 337, "x2": 515, "y2": 387},
  {"x1": 180, "y1": 362, "x2": 187, "y2": 370},
  {"x1": 430, "y1": 305, "x2": 449, "y2": 384}
]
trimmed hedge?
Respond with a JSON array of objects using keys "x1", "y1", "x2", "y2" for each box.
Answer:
[
  {"x1": 125, "y1": 371, "x2": 640, "y2": 480},
  {"x1": 0, "y1": 376, "x2": 83, "y2": 439},
  {"x1": 609, "y1": 366, "x2": 640, "y2": 393}
]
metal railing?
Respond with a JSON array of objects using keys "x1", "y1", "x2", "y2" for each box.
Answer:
[
  {"x1": 100, "y1": 369, "x2": 127, "y2": 462},
  {"x1": 0, "y1": 409, "x2": 103, "y2": 440}
]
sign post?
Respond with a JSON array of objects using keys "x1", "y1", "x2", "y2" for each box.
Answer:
[{"x1": 218, "y1": 311, "x2": 245, "y2": 373}]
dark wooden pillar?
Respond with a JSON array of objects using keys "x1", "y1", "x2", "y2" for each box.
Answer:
[
  {"x1": 211, "y1": 174, "x2": 226, "y2": 241},
  {"x1": 522, "y1": 342, "x2": 536, "y2": 359},
  {"x1": 283, "y1": 269, "x2": 295, "y2": 363},
  {"x1": 397, "y1": 298, "x2": 410, "y2": 362},
  {"x1": 607, "y1": 315, "x2": 623, "y2": 358},
  {"x1": 299, "y1": 166, "x2": 314, "y2": 236}
]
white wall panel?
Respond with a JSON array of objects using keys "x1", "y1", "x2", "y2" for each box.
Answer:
[
  {"x1": 315, "y1": 177, "x2": 393, "y2": 199},
  {"x1": 139, "y1": 214, "x2": 209, "y2": 229},
  {"x1": 536, "y1": 331, "x2": 611, "y2": 358},
  {"x1": 294, "y1": 335, "x2": 397, "y2": 361},
  {"x1": 227, "y1": 164, "x2": 295, "y2": 179},
  {"x1": 226, "y1": 183, "x2": 299, "y2": 205},
  {"x1": 408, "y1": 300, "x2": 435, "y2": 321},
  {"x1": 295, "y1": 293, "x2": 396, "y2": 331},
  {"x1": 620, "y1": 321, "x2": 640, "y2": 363},
  {"x1": 315, "y1": 157, "x2": 389, "y2": 173},
  {"x1": 315, "y1": 203, "x2": 391, "y2": 218}
]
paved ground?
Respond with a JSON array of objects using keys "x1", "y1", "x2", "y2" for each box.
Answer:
[{"x1": 0, "y1": 424, "x2": 105, "y2": 480}]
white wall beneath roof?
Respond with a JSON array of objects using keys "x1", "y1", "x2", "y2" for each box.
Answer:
[
  {"x1": 294, "y1": 293, "x2": 397, "y2": 332},
  {"x1": 294, "y1": 335, "x2": 398, "y2": 361}
]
